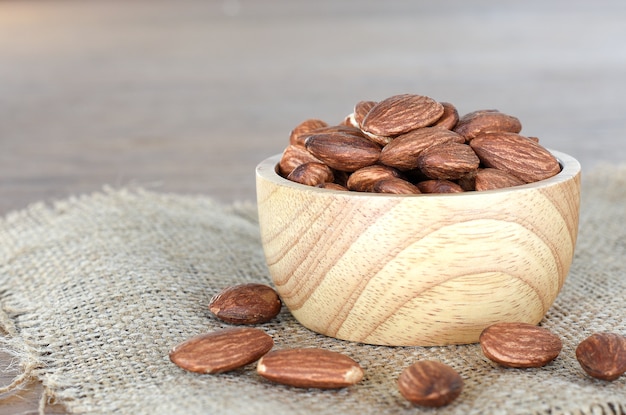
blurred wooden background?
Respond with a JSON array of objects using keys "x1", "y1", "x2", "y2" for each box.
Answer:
[{"x1": 1, "y1": 0, "x2": 625, "y2": 413}]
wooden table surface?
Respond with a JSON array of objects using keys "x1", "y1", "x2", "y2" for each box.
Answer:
[{"x1": 1, "y1": 0, "x2": 625, "y2": 413}]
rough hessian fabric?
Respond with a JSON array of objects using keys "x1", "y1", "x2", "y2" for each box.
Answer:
[{"x1": 1, "y1": 165, "x2": 625, "y2": 414}]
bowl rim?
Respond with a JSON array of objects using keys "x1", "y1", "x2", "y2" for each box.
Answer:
[{"x1": 256, "y1": 149, "x2": 581, "y2": 197}]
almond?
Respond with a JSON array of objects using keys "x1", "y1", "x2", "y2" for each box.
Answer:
[
  {"x1": 453, "y1": 109, "x2": 522, "y2": 141},
  {"x1": 431, "y1": 101, "x2": 459, "y2": 130},
  {"x1": 289, "y1": 119, "x2": 328, "y2": 147},
  {"x1": 278, "y1": 144, "x2": 323, "y2": 177},
  {"x1": 457, "y1": 170, "x2": 478, "y2": 191},
  {"x1": 474, "y1": 168, "x2": 526, "y2": 191},
  {"x1": 346, "y1": 164, "x2": 403, "y2": 192},
  {"x1": 417, "y1": 142, "x2": 480, "y2": 180},
  {"x1": 361, "y1": 94, "x2": 444, "y2": 137},
  {"x1": 341, "y1": 113, "x2": 356, "y2": 127},
  {"x1": 324, "y1": 121, "x2": 391, "y2": 146},
  {"x1": 576, "y1": 332, "x2": 626, "y2": 381},
  {"x1": 373, "y1": 178, "x2": 421, "y2": 194},
  {"x1": 305, "y1": 132, "x2": 381, "y2": 172},
  {"x1": 470, "y1": 132, "x2": 561, "y2": 183},
  {"x1": 398, "y1": 361, "x2": 463, "y2": 407},
  {"x1": 316, "y1": 182, "x2": 348, "y2": 191},
  {"x1": 353, "y1": 100, "x2": 393, "y2": 146},
  {"x1": 361, "y1": 130, "x2": 393, "y2": 146},
  {"x1": 209, "y1": 283, "x2": 282, "y2": 325},
  {"x1": 479, "y1": 322, "x2": 562, "y2": 368},
  {"x1": 416, "y1": 179, "x2": 464, "y2": 194},
  {"x1": 311, "y1": 124, "x2": 367, "y2": 138},
  {"x1": 257, "y1": 348, "x2": 364, "y2": 389},
  {"x1": 286, "y1": 162, "x2": 334, "y2": 186},
  {"x1": 169, "y1": 328, "x2": 274, "y2": 374},
  {"x1": 379, "y1": 127, "x2": 465, "y2": 171},
  {"x1": 353, "y1": 100, "x2": 377, "y2": 128}
]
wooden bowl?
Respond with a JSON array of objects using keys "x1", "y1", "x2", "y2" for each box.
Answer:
[{"x1": 255, "y1": 151, "x2": 581, "y2": 346}]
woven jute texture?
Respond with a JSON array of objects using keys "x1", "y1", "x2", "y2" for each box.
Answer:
[{"x1": 1, "y1": 166, "x2": 625, "y2": 415}]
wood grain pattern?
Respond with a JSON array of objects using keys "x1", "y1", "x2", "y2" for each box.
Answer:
[{"x1": 256, "y1": 152, "x2": 581, "y2": 346}]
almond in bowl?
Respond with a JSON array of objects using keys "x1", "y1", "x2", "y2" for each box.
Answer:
[{"x1": 255, "y1": 94, "x2": 581, "y2": 346}]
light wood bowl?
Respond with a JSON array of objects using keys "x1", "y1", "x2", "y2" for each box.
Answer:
[{"x1": 256, "y1": 151, "x2": 581, "y2": 346}]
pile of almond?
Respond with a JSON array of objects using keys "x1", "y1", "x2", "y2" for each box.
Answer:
[
  {"x1": 169, "y1": 283, "x2": 626, "y2": 408},
  {"x1": 279, "y1": 94, "x2": 562, "y2": 194}
]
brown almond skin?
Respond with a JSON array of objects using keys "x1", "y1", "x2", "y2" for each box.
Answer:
[
  {"x1": 278, "y1": 144, "x2": 323, "y2": 177},
  {"x1": 169, "y1": 328, "x2": 274, "y2": 374},
  {"x1": 474, "y1": 168, "x2": 526, "y2": 191},
  {"x1": 379, "y1": 127, "x2": 465, "y2": 171},
  {"x1": 432, "y1": 102, "x2": 459, "y2": 130},
  {"x1": 289, "y1": 119, "x2": 329, "y2": 147},
  {"x1": 354, "y1": 100, "x2": 377, "y2": 128},
  {"x1": 362, "y1": 94, "x2": 444, "y2": 137},
  {"x1": 257, "y1": 348, "x2": 364, "y2": 389},
  {"x1": 470, "y1": 132, "x2": 561, "y2": 183},
  {"x1": 310, "y1": 124, "x2": 367, "y2": 138},
  {"x1": 362, "y1": 130, "x2": 393, "y2": 146},
  {"x1": 340, "y1": 113, "x2": 355, "y2": 127},
  {"x1": 286, "y1": 162, "x2": 334, "y2": 187},
  {"x1": 453, "y1": 109, "x2": 522, "y2": 141},
  {"x1": 576, "y1": 332, "x2": 626, "y2": 381},
  {"x1": 398, "y1": 361, "x2": 463, "y2": 407},
  {"x1": 480, "y1": 322, "x2": 562, "y2": 368},
  {"x1": 316, "y1": 182, "x2": 348, "y2": 191},
  {"x1": 354, "y1": 100, "x2": 392, "y2": 146},
  {"x1": 347, "y1": 164, "x2": 403, "y2": 192},
  {"x1": 417, "y1": 142, "x2": 480, "y2": 180},
  {"x1": 209, "y1": 283, "x2": 282, "y2": 325},
  {"x1": 416, "y1": 179, "x2": 464, "y2": 194},
  {"x1": 373, "y1": 178, "x2": 421, "y2": 194},
  {"x1": 305, "y1": 132, "x2": 381, "y2": 172},
  {"x1": 457, "y1": 170, "x2": 478, "y2": 191}
]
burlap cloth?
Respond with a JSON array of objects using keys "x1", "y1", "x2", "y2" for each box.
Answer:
[{"x1": 1, "y1": 166, "x2": 625, "y2": 415}]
